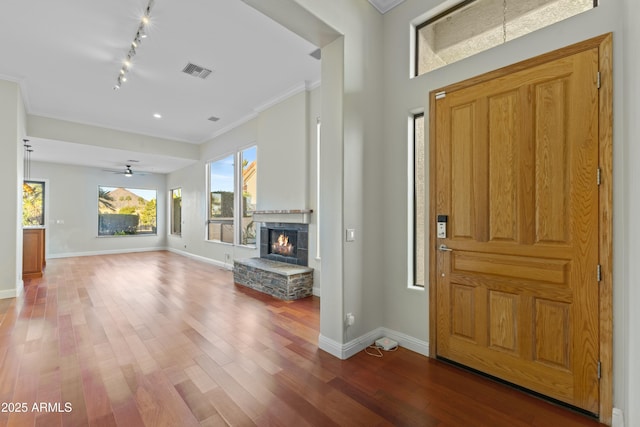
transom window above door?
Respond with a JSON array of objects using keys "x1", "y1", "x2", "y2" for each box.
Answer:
[{"x1": 415, "y1": 0, "x2": 597, "y2": 76}]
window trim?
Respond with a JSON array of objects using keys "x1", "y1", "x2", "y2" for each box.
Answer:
[
  {"x1": 239, "y1": 145, "x2": 258, "y2": 247},
  {"x1": 409, "y1": 112, "x2": 425, "y2": 290},
  {"x1": 206, "y1": 144, "x2": 258, "y2": 248},
  {"x1": 414, "y1": 0, "x2": 476, "y2": 78},
  {"x1": 170, "y1": 187, "x2": 182, "y2": 236},
  {"x1": 315, "y1": 117, "x2": 321, "y2": 260},
  {"x1": 22, "y1": 179, "x2": 47, "y2": 228},
  {"x1": 206, "y1": 152, "x2": 236, "y2": 245},
  {"x1": 97, "y1": 186, "x2": 158, "y2": 237},
  {"x1": 413, "y1": 0, "x2": 598, "y2": 77}
]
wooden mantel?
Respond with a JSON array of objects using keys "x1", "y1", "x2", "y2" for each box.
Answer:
[{"x1": 251, "y1": 209, "x2": 313, "y2": 224}]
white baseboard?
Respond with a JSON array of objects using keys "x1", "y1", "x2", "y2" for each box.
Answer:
[
  {"x1": 612, "y1": 407, "x2": 624, "y2": 427},
  {"x1": 318, "y1": 334, "x2": 345, "y2": 359},
  {"x1": 319, "y1": 331, "x2": 378, "y2": 359},
  {"x1": 167, "y1": 247, "x2": 233, "y2": 270},
  {"x1": 48, "y1": 246, "x2": 167, "y2": 259},
  {"x1": 318, "y1": 327, "x2": 429, "y2": 360},
  {"x1": 15, "y1": 279, "x2": 24, "y2": 298},
  {"x1": 48, "y1": 247, "x2": 234, "y2": 271},
  {"x1": 0, "y1": 287, "x2": 18, "y2": 300},
  {"x1": 379, "y1": 327, "x2": 430, "y2": 357},
  {"x1": 312, "y1": 286, "x2": 321, "y2": 297}
]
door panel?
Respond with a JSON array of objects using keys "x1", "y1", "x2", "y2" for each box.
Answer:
[{"x1": 433, "y1": 48, "x2": 600, "y2": 413}]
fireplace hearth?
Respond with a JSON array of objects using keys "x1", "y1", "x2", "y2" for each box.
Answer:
[{"x1": 234, "y1": 215, "x2": 313, "y2": 300}]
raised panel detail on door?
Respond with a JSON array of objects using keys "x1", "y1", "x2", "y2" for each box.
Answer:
[
  {"x1": 534, "y1": 78, "x2": 571, "y2": 244},
  {"x1": 450, "y1": 284, "x2": 476, "y2": 341},
  {"x1": 488, "y1": 291, "x2": 518, "y2": 353},
  {"x1": 488, "y1": 90, "x2": 520, "y2": 243},
  {"x1": 433, "y1": 46, "x2": 600, "y2": 414},
  {"x1": 534, "y1": 299, "x2": 571, "y2": 369},
  {"x1": 451, "y1": 103, "x2": 477, "y2": 240}
]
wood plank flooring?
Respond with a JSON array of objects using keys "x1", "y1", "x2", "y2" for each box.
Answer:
[{"x1": 0, "y1": 251, "x2": 605, "y2": 426}]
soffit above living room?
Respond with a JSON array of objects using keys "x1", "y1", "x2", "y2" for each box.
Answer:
[{"x1": 0, "y1": 0, "x2": 321, "y2": 145}]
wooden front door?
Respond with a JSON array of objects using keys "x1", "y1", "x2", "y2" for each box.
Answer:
[{"x1": 431, "y1": 43, "x2": 606, "y2": 414}]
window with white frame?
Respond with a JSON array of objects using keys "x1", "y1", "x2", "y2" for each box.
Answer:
[
  {"x1": 170, "y1": 188, "x2": 182, "y2": 235},
  {"x1": 23, "y1": 180, "x2": 45, "y2": 227},
  {"x1": 315, "y1": 117, "x2": 321, "y2": 259},
  {"x1": 207, "y1": 146, "x2": 257, "y2": 246},
  {"x1": 412, "y1": 113, "x2": 426, "y2": 287},
  {"x1": 415, "y1": 0, "x2": 596, "y2": 76},
  {"x1": 98, "y1": 186, "x2": 157, "y2": 236}
]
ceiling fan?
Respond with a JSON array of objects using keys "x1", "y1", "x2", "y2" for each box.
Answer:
[{"x1": 103, "y1": 164, "x2": 149, "y2": 177}]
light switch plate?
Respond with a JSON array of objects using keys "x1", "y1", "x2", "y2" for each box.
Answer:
[{"x1": 346, "y1": 228, "x2": 356, "y2": 242}]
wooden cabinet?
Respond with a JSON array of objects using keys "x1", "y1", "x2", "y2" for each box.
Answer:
[{"x1": 23, "y1": 228, "x2": 45, "y2": 279}]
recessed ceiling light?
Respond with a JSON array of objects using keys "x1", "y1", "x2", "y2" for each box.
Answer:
[{"x1": 153, "y1": 113, "x2": 162, "y2": 119}]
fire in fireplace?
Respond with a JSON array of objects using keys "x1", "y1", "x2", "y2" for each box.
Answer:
[
  {"x1": 271, "y1": 232, "x2": 295, "y2": 256},
  {"x1": 260, "y1": 223, "x2": 308, "y2": 266}
]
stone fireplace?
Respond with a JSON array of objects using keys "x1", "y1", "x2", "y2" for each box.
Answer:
[{"x1": 233, "y1": 210, "x2": 313, "y2": 300}]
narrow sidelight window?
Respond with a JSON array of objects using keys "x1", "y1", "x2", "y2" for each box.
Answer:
[
  {"x1": 413, "y1": 113, "x2": 425, "y2": 287},
  {"x1": 170, "y1": 188, "x2": 182, "y2": 235}
]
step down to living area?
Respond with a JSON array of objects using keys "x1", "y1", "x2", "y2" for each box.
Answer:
[{"x1": 233, "y1": 257, "x2": 313, "y2": 300}]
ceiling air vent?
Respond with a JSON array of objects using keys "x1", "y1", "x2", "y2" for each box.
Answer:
[
  {"x1": 207, "y1": 116, "x2": 220, "y2": 122},
  {"x1": 182, "y1": 62, "x2": 213, "y2": 79}
]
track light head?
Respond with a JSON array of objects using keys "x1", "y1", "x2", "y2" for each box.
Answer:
[{"x1": 114, "y1": 0, "x2": 153, "y2": 90}]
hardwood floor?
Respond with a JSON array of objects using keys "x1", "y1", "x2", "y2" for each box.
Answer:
[{"x1": 0, "y1": 251, "x2": 605, "y2": 426}]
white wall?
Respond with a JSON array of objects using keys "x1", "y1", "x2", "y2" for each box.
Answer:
[
  {"x1": 621, "y1": 0, "x2": 639, "y2": 425},
  {"x1": 167, "y1": 116, "x2": 259, "y2": 266},
  {"x1": 251, "y1": 0, "x2": 387, "y2": 355},
  {"x1": 16, "y1": 90, "x2": 26, "y2": 297},
  {"x1": 28, "y1": 115, "x2": 199, "y2": 161},
  {"x1": 0, "y1": 80, "x2": 25, "y2": 299},
  {"x1": 307, "y1": 86, "x2": 322, "y2": 291},
  {"x1": 166, "y1": 90, "x2": 319, "y2": 273},
  {"x1": 31, "y1": 161, "x2": 167, "y2": 258},
  {"x1": 258, "y1": 91, "x2": 309, "y2": 210}
]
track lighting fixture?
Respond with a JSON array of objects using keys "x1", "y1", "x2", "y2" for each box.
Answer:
[
  {"x1": 23, "y1": 139, "x2": 33, "y2": 180},
  {"x1": 113, "y1": 0, "x2": 155, "y2": 90}
]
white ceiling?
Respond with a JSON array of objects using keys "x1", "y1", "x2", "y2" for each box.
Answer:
[
  {"x1": 368, "y1": 0, "x2": 406, "y2": 14},
  {"x1": 1, "y1": 0, "x2": 321, "y2": 173}
]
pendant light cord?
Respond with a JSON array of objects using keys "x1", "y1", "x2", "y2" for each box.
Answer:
[{"x1": 503, "y1": 0, "x2": 507, "y2": 43}]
